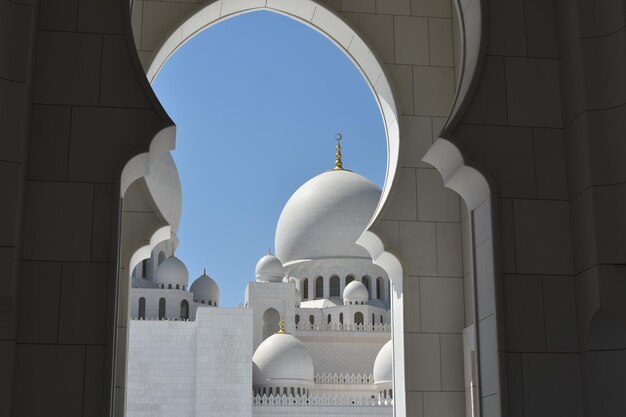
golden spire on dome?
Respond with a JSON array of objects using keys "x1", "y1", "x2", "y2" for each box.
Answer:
[
  {"x1": 277, "y1": 317, "x2": 288, "y2": 334},
  {"x1": 333, "y1": 133, "x2": 343, "y2": 170},
  {"x1": 268, "y1": 248, "x2": 273, "y2": 256}
]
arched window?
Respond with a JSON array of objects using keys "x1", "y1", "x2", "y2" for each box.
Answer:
[
  {"x1": 263, "y1": 308, "x2": 280, "y2": 340},
  {"x1": 346, "y1": 275, "x2": 354, "y2": 286},
  {"x1": 158, "y1": 297, "x2": 166, "y2": 320},
  {"x1": 327, "y1": 314, "x2": 331, "y2": 324},
  {"x1": 138, "y1": 297, "x2": 145, "y2": 319},
  {"x1": 161, "y1": 284, "x2": 164, "y2": 289},
  {"x1": 354, "y1": 312, "x2": 364, "y2": 325},
  {"x1": 176, "y1": 284, "x2": 180, "y2": 290},
  {"x1": 168, "y1": 284, "x2": 172, "y2": 289},
  {"x1": 295, "y1": 314, "x2": 300, "y2": 325},
  {"x1": 309, "y1": 315, "x2": 315, "y2": 325},
  {"x1": 376, "y1": 277, "x2": 382, "y2": 299},
  {"x1": 303, "y1": 278, "x2": 309, "y2": 300},
  {"x1": 141, "y1": 259, "x2": 147, "y2": 278},
  {"x1": 158, "y1": 251, "x2": 166, "y2": 265},
  {"x1": 315, "y1": 276, "x2": 323, "y2": 298},
  {"x1": 372, "y1": 313, "x2": 375, "y2": 324},
  {"x1": 329, "y1": 276, "x2": 340, "y2": 297},
  {"x1": 339, "y1": 313, "x2": 344, "y2": 324},
  {"x1": 362, "y1": 276, "x2": 370, "y2": 298},
  {"x1": 180, "y1": 299, "x2": 189, "y2": 320},
  {"x1": 380, "y1": 315, "x2": 383, "y2": 324}
]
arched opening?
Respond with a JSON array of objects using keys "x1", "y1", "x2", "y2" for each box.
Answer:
[
  {"x1": 345, "y1": 275, "x2": 354, "y2": 286},
  {"x1": 329, "y1": 275, "x2": 340, "y2": 298},
  {"x1": 315, "y1": 276, "x2": 323, "y2": 299},
  {"x1": 302, "y1": 278, "x2": 309, "y2": 300},
  {"x1": 158, "y1": 251, "x2": 166, "y2": 265},
  {"x1": 339, "y1": 313, "x2": 344, "y2": 325},
  {"x1": 354, "y1": 312, "x2": 364, "y2": 326},
  {"x1": 309, "y1": 315, "x2": 315, "y2": 325},
  {"x1": 180, "y1": 300, "x2": 189, "y2": 320},
  {"x1": 295, "y1": 314, "x2": 300, "y2": 326},
  {"x1": 114, "y1": 0, "x2": 480, "y2": 416},
  {"x1": 376, "y1": 277, "x2": 382, "y2": 300},
  {"x1": 262, "y1": 308, "x2": 280, "y2": 340},
  {"x1": 361, "y1": 276, "x2": 370, "y2": 298},
  {"x1": 327, "y1": 314, "x2": 331, "y2": 324},
  {"x1": 158, "y1": 298, "x2": 166, "y2": 320},
  {"x1": 138, "y1": 297, "x2": 146, "y2": 320}
]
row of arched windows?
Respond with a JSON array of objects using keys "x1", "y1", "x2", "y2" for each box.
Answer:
[
  {"x1": 138, "y1": 297, "x2": 189, "y2": 320},
  {"x1": 295, "y1": 312, "x2": 384, "y2": 326},
  {"x1": 158, "y1": 283, "x2": 186, "y2": 290},
  {"x1": 301, "y1": 276, "x2": 388, "y2": 301},
  {"x1": 255, "y1": 386, "x2": 309, "y2": 397}
]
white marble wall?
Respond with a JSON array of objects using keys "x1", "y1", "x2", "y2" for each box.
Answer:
[
  {"x1": 304, "y1": 339, "x2": 388, "y2": 375},
  {"x1": 253, "y1": 405, "x2": 391, "y2": 417},
  {"x1": 126, "y1": 307, "x2": 253, "y2": 417}
]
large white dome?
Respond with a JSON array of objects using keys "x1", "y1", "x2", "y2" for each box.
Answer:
[
  {"x1": 373, "y1": 340, "x2": 393, "y2": 389},
  {"x1": 154, "y1": 256, "x2": 188, "y2": 286},
  {"x1": 252, "y1": 331, "x2": 314, "y2": 390},
  {"x1": 275, "y1": 170, "x2": 381, "y2": 265}
]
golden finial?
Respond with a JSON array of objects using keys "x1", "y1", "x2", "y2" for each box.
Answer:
[
  {"x1": 203, "y1": 267, "x2": 206, "y2": 276},
  {"x1": 277, "y1": 317, "x2": 288, "y2": 334},
  {"x1": 333, "y1": 133, "x2": 343, "y2": 170},
  {"x1": 268, "y1": 248, "x2": 273, "y2": 256}
]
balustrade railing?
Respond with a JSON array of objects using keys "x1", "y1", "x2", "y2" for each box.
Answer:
[
  {"x1": 295, "y1": 322, "x2": 390, "y2": 332},
  {"x1": 314, "y1": 372, "x2": 374, "y2": 384},
  {"x1": 252, "y1": 393, "x2": 392, "y2": 407}
]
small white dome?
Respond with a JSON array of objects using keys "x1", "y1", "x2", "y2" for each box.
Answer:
[
  {"x1": 343, "y1": 280, "x2": 369, "y2": 304},
  {"x1": 190, "y1": 271, "x2": 219, "y2": 305},
  {"x1": 373, "y1": 340, "x2": 393, "y2": 389},
  {"x1": 154, "y1": 256, "x2": 188, "y2": 287},
  {"x1": 255, "y1": 253, "x2": 285, "y2": 283},
  {"x1": 253, "y1": 331, "x2": 314, "y2": 390}
]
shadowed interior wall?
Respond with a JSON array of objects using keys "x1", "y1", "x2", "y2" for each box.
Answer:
[{"x1": 1, "y1": 1, "x2": 626, "y2": 417}]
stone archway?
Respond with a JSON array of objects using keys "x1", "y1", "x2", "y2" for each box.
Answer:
[{"x1": 119, "y1": 1, "x2": 495, "y2": 417}]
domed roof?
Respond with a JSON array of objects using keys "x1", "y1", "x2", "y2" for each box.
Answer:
[
  {"x1": 343, "y1": 280, "x2": 369, "y2": 302},
  {"x1": 190, "y1": 270, "x2": 219, "y2": 303},
  {"x1": 253, "y1": 328, "x2": 314, "y2": 389},
  {"x1": 255, "y1": 252, "x2": 285, "y2": 282},
  {"x1": 373, "y1": 340, "x2": 393, "y2": 388},
  {"x1": 275, "y1": 170, "x2": 381, "y2": 265},
  {"x1": 154, "y1": 256, "x2": 188, "y2": 285}
]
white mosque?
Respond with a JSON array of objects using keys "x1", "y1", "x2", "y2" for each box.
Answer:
[{"x1": 126, "y1": 140, "x2": 393, "y2": 417}]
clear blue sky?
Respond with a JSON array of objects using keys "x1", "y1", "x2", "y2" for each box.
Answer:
[{"x1": 152, "y1": 11, "x2": 386, "y2": 307}]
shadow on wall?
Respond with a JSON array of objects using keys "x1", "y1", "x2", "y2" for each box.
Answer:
[{"x1": 584, "y1": 309, "x2": 626, "y2": 416}]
